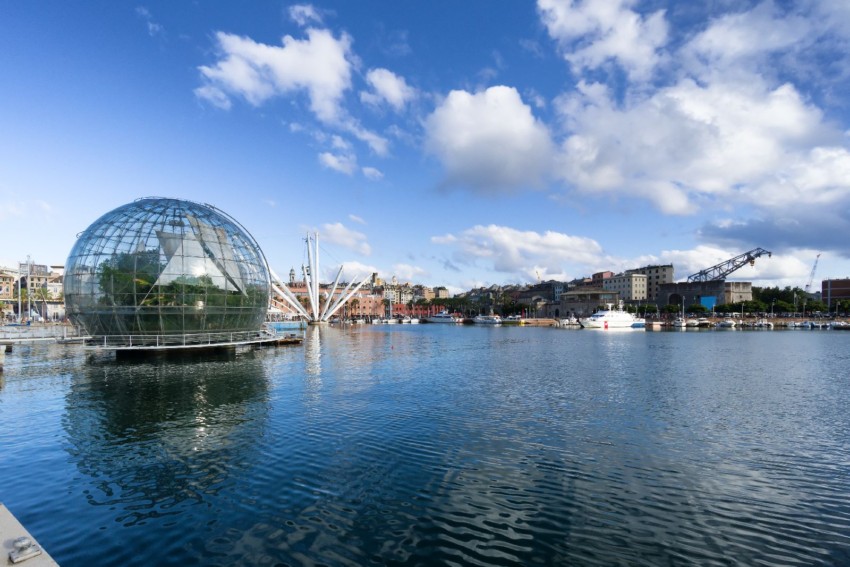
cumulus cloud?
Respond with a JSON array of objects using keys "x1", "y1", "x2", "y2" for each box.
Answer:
[
  {"x1": 537, "y1": 0, "x2": 669, "y2": 81},
  {"x1": 361, "y1": 68, "x2": 416, "y2": 111},
  {"x1": 681, "y1": 2, "x2": 813, "y2": 78},
  {"x1": 318, "y1": 152, "x2": 356, "y2": 175},
  {"x1": 321, "y1": 222, "x2": 372, "y2": 255},
  {"x1": 554, "y1": 76, "x2": 841, "y2": 214},
  {"x1": 424, "y1": 86, "x2": 554, "y2": 193},
  {"x1": 431, "y1": 224, "x2": 608, "y2": 281},
  {"x1": 196, "y1": 29, "x2": 353, "y2": 123}
]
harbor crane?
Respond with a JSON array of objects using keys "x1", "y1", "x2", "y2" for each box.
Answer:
[
  {"x1": 687, "y1": 247, "x2": 772, "y2": 282},
  {"x1": 804, "y1": 253, "x2": 821, "y2": 294}
]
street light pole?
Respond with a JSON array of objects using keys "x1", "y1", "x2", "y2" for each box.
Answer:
[
  {"x1": 27, "y1": 256, "x2": 32, "y2": 322},
  {"x1": 17, "y1": 262, "x2": 21, "y2": 323}
]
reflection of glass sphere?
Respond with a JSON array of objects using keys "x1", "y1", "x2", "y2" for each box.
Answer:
[{"x1": 64, "y1": 198, "x2": 270, "y2": 337}]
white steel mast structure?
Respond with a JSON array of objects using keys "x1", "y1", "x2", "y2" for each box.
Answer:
[{"x1": 270, "y1": 233, "x2": 367, "y2": 323}]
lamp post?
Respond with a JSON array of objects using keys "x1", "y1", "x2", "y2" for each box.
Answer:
[
  {"x1": 16, "y1": 263, "x2": 21, "y2": 323},
  {"x1": 26, "y1": 256, "x2": 31, "y2": 323}
]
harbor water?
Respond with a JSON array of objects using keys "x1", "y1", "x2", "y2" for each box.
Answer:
[{"x1": 1, "y1": 325, "x2": 849, "y2": 565}]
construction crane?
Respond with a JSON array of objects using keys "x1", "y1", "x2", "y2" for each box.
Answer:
[
  {"x1": 804, "y1": 253, "x2": 821, "y2": 294},
  {"x1": 687, "y1": 247, "x2": 772, "y2": 282}
]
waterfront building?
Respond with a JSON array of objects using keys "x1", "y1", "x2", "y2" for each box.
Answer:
[
  {"x1": 603, "y1": 272, "x2": 648, "y2": 302},
  {"x1": 0, "y1": 268, "x2": 14, "y2": 320},
  {"x1": 434, "y1": 286, "x2": 450, "y2": 299},
  {"x1": 0, "y1": 267, "x2": 14, "y2": 301},
  {"x1": 592, "y1": 271, "x2": 614, "y2": 285},
  {"x1": 518, "y1": 280, "x2": 566, "y2": 303},
  {"x1": 822, "y1": 278, "x2": 850, "y2": 309},
  {"x1": 559, "y1": 288, "x2": 620, "y2": 317},
  {"x1": 626, "y1": 264, "x2": 674, "y2": 303},
  {"x1": 412, "y1": 284, "x2": 434, "y2": 302},
  {"x1": 658, "y1": 281, "x2": 752, "y2": 311}
]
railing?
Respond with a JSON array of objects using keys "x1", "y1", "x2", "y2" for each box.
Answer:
[
  {"x1": 88, "y1": 329, "x2": 277, "y2": 349},
  {"x1": 1, "y1": 323, "x2": 86, "y2": 341}
]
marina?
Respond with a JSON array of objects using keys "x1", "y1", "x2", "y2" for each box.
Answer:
[{"x1": 1, "y1": 324, "x2": 850, "y2": 565}]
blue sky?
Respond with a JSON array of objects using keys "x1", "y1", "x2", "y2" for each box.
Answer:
[{"x1": 2, "y1": 1, "x2": 849, "y2": 294}]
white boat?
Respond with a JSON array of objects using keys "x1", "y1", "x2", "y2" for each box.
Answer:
[
  {"x1": 717, "y1": 319, "x2": 736, "y2": 328},
  {"x1": 672, "y1": 317, "x2": 687, "y2": 328},
  {"x1": 426, "y1": 311, "x2": 459, "y2": 324},
  {"x1": 473, "y1": 314, "x2": 502, "y2": 325},
  {"x1": 754, "y1": 319, "x2": 774, "y2": 329},
  {"x1": 559, "y1": 316, "x2": 580, "y2": 327},
  {"x1": 409, "y1": 318, "x2": 420, "y2": 324},
  {"x1": 371, "y1": 318, "x2": 384, "y2": 324},
  {"x1": 580, "y1": 302, "x2": 645, "y2": 329},
  {"x1": 385, "y1": 317, "x2": 398, "y2": 325}
]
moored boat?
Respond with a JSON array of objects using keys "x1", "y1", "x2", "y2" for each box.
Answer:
[
  {"x1": 580, "y1": 302, "x2": 645, "y2": 329},
  {"x1": 426, "y1": 311, "x2": 459, "y2": 324},
  {"x1": 473, "y1": 314, "x2": 502, "y2": 325}
]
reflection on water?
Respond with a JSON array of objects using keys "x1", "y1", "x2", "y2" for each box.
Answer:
[
  {"x1": 58, "y1": 350, "x2": 271, "y2": 563},
  {"x1": 2, "y1": 329, "x2": 850, "y2": 565}
]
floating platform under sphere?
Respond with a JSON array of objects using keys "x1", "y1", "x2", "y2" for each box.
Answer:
[{"x1": 64, "y1": 198, "x2": 271, "y2": 342}]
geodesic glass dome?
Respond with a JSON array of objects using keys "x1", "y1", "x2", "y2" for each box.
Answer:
[{"x1": 64, "y1": 198, "x2": 270, "y2": 337}]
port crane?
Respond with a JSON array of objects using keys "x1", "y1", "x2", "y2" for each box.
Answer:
[
  {"x1": 804, "y1": 253, "x2": 821, "y2": 294},
  {"x1": 687, "y1": 247, "x2": 772, "y2": 282}
]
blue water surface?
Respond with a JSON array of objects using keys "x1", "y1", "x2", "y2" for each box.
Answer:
[{"x1": 1, "y1": 325, "x2": 849, "y2": 566}]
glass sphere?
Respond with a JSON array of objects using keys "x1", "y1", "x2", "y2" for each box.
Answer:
[{"x1": 64, "y1": 198, "x2": 270, "y2": 337}]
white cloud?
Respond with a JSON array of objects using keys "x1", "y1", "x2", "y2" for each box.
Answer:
[
  {"x1": 361, "y1": 166, "x2": 383, "y2": 180},
  {"x1": 321, "y1": 222, "x2": 371, "y2": 255},
  {"x1": 537, "y1": 0, "x2": 669, "y2": 81},
  {"x1": 289, "y1": 4, "x2": 323, "y2": 27},
  {"x1": 318, "y1": 152, "x2": 356, "y2": 175},
  {"x1": 392, "y1": 263, "x2": 428, "y2": 282},
  {"x1": 330, "y1": 135, "x2": 351, "y2": 150},
  {"x1": 682, "y1": 2, "x2": 813, "y2": 77},
  {"x1": 348, "y1": 214, "x2": 366, "y2": 225},
  {"x1": 361, "y1": 68, "x2": 416, "y2": 111},
  {"x1": 554, "y1": 77, "x2": 841, "y2": 214},
  {"x1": 193, "y1": 85, "x2": 231, "y2": 109},
  {"x1": 136, "y1": 6, "x2": 164, "y2": 37},
  {"x1": 341, "y1": 120, "x2": 389, "y2": 156},
  {"x1": 424, "y1": 86, "x2": 554, "y2": 193},
  {"x1": 338, "y1": 260, "x2": 379, "y2": 280},
  {"x1": 197, "y1": 29, "x2": 353, "y2": 123},
  {"x1": 432, "y1": 224, "x2": 607, "y2": 279}
]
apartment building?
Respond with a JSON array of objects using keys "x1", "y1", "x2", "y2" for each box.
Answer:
[
  {"x1": 626, "y1": 264, "x2": 674, "y2": 303},
  {"x1": 603, "y1": 272, "x2": 648, "y2": 301}
]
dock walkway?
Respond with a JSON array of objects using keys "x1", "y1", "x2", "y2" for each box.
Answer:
[{"x1": 0, "y1": 503, "x2": 59, "y2": 565}]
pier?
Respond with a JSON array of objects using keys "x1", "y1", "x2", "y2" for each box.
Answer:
[{"x1": 1, "y1": 503, "x2": 58, "y2": 565}]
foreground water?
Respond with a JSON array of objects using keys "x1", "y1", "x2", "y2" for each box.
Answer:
[{"x1": 1, "y1": 325, "x2": 850, "y2": 565}]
